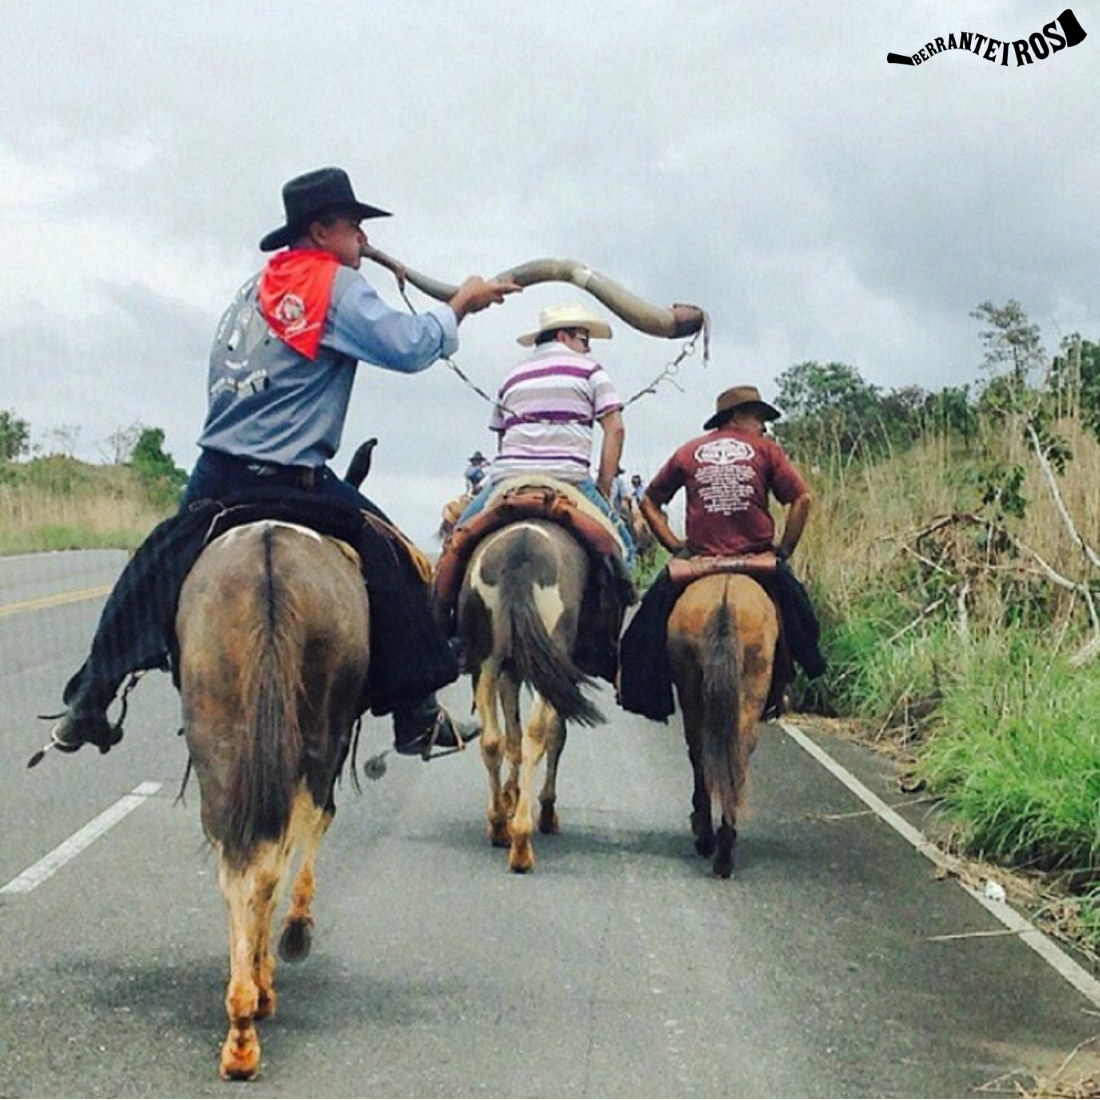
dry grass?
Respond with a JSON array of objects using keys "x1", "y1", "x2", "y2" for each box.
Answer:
[
  {"x1": 797, "y1": 418, "x2": 1100, "y2": 627},
  {"x1": 0, "y1": 460, "x2": 170, "y2": 553}
]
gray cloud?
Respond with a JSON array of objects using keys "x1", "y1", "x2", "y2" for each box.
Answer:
[{"x1": 1, "y1": 0, "x2": 1096, "y2": 540}]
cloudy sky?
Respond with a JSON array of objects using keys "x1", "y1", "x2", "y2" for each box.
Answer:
[{"x1": 3, "y1": 0, "x2": 1096, "y2": 541}]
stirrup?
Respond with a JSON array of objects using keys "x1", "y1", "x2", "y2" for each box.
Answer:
[{"x1": 419, "y1": 709, "x2": 479, "y2": 761}]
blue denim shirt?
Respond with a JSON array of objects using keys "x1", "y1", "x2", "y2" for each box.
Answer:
[{"x1": 198, "y1": 265, "x2": 457, "y2": 467}]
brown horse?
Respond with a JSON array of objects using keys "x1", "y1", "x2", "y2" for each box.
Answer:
[
  {"x1": 627, "y1": 500, "x2": 655, "y2": 562},
  {"x1": 457, "y1": 519, "x2": 603, "y2": 872},
  {"x1": 667, "y1": 574, "x2": 778, "y2": 878},
  {"x1": 176, "y1": 520, "x2": 369, "y2": 1080}
]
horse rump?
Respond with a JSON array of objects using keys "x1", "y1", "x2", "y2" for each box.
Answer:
[{"x1": 500, "y1": 548, "x2": 602, "y2": 726}]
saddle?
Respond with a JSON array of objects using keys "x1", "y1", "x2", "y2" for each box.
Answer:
[
  {"x1": 666, "y1": 550, "x2": 778, "y2": 590},
  {"x1": 435, "y1": 477, "x2": 628, "y2": 627},
  {"x1": 440, "y1": 493, "x2": 472, "y2": 536},
  {"x1": 433, "y1": 477, "x2": 635, "y2": 681}
]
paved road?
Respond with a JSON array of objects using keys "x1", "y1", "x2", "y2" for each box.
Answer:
[{"x1": 2, "y1": 551, "x2": 1099, "y2": 1098}]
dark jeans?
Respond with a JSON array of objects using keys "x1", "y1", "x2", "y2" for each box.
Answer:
[
  {"x1": 61, "y1": 450, "x2": 456, "y2": 730},
  {"x1": 181, "y1": 448, "x2": 391, "y2": 518}
]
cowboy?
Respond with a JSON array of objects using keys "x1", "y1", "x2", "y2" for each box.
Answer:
[
  {"x1": 619, "y1": 384, "x2": 826, "y2": 722},
  {"x1": 629, "y1": 473, "x2": 645, "y2": 505},
  {"x1": 439, "y1": 304, "x2": 636, "y2": 682},
  {"x1": 609, "y1": 466, "x2": 631, "y2": 524},
  {"x1": 46, "y1": 166, "x2": 520, "y2": 762},
  {"x1": 464, "y1": 450, "x2": 489, "y2": 495},
  {"x1": 455, "y1": 304, "x2": 633, "y2": 556}
]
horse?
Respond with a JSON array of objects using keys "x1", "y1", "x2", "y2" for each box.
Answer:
[
  {"x1": 437, "y1": 492, "x2": 472, "y2": 544},
  {"x1": 627, "y1": 499, "x2": 655, "y2": 562},
  {"x1": 667, "y1": 573, "x2": 778, "y2": 878},
  {"x1": 175, "y1": 519, "x2": 370, "y2": 1080},
  {"x1": 457, "y1": 519, "x2": 604, "y2": 873}
]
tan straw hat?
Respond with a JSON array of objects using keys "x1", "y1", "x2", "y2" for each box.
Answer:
[
  {"x1": 703, "y1": 385, "x2": 782, "y2": 430},
  {"x1": 517, "y1": 304, "x2": 613, "y2": 347}
]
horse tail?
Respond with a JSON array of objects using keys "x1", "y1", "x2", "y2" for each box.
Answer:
[
  {"x1": 700, "y1": 588, "x2": 743, "y2": 821},
  {"x1": 499, "y1": 532, "x2": 603, "y2": 727},
  {"x1": 222, "y1": 527, "x2": 305, "y2": 867}
]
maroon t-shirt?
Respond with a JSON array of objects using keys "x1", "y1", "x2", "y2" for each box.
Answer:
[{"x1": 646, "y1": 428, "x2": 808, "y2": 556}]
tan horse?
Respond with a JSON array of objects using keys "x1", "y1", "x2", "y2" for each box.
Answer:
[
  {"x1": 176, "y1": 520, "x2": 369, "y2": 1080},
  {"x1": 437, "y1": 492, "x2": 472, "y2": 544},
  {"x1": 457, "y1": 519, "x2": 603, "y2": 872},
  {"x1": 667, "y1": 574, "x2": 778, "y2": 878}
]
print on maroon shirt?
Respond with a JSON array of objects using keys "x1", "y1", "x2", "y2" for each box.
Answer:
[{"x1": 647, "y1": 429, "x2": 807, "y2": 557}]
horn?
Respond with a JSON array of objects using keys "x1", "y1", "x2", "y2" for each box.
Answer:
[{"x1": 361, "y1": 246, "x2": 705, "y2": 339}]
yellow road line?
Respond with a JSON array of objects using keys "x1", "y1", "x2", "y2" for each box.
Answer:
[{"x1": 0, "y1": 584, "x2": 113, "y2": 618}]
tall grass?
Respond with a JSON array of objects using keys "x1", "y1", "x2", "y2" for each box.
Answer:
[
  {"x1": 916, "y1": 637, "x2": 1100, "y2": 876},
  {"x1": 0, "y1": 456, "x2": 171, "y2": 554},
  {"x1": 801, "y1": 418, "x2": 1100, "y2": 630}
]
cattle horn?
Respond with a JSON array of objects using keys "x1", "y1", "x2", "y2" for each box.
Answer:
[{"x1": 361, "y1": 246, "x2": 705, "y2": 339}]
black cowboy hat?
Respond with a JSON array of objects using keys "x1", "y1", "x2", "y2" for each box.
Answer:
[
  {"x1": 703, "y1": 385, "x2": 782, "y2": 430},
  {"x1": 259, "y1": 167, "x2": 391, "y2": 252},
  {"x1": 467, "y1": 450, "x2": 487, "y2": 463}
]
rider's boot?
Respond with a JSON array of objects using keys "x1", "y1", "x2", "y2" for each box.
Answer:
[
  {"x1": 49, "y1": 695, "x2": 122, "y2": 755},
  {"x1": 391, "y1": 693, "x2": 480, "y2": 760}
]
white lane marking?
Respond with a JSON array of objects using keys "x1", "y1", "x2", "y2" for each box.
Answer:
[
  {"x1": 1, "y1": 781, "x2": 163, "y2": 896},
  {"x1": 779, "y1": 720, "x2": 1100, "y2": 1010}
]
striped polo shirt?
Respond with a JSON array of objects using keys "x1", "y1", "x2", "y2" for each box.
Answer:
[{"x1": 488, "y1": 340, "x2": 624, "y2": 484}]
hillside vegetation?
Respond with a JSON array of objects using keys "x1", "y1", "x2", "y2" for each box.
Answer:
[
  {"x1": 779, "y1": 312, "x2": 1100, "y2": 952},
  {"x1": 0, "y1": 456, "x2": 177, "y2": 554}
]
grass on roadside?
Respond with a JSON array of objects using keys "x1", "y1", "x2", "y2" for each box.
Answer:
[
  {"x1": 915, "y1": 636, "x2": 1100, "y2": 879},
  {"x1": 0, "y1": 457, "x2": 170, "y2": 555}
]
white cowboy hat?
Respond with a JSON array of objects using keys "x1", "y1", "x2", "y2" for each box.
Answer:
[{"x1": 516, "y1": 304, "x2": 613, "y2": 347}]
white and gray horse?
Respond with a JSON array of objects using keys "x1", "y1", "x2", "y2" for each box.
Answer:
[{"x1": 457, "y1": 519, "x2": 604, "y2": 873}]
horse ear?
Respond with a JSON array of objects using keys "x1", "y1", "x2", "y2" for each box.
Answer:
[{"x1": 345, "y1": 438, "x2": 378, "y2": 488}]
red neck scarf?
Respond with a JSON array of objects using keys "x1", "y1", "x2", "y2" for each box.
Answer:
[{"x1": 258, "y1": 250, "x2": 340, "y2": 360}]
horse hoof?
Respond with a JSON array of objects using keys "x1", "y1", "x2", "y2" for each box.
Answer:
[
  {"x1": 538, "y1": 810, "x2": 560, "y2": 835},
  {"x1": 509, "y1": 840, "x2": 534, "y2": 873},
  {"x1": 694, "y1": 835, "x2": 716, "y2": 858},
  {"x1": 220, "y1": 1035, "x2": 261, "y2": 1081},
  {"x1": 278, "y1": 919, "x2": 312, "y2": 962},
  {"x1": 220, "y1": 1060, "x2": 260, "y2": 1082},
  {"x1": 488, "y1": 819, "x2": 511, "y2": 847}
]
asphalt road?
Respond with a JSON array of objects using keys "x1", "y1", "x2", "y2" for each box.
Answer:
[{"x1": 2, "y1": 551, "x2": 1099, "y2": 1098}]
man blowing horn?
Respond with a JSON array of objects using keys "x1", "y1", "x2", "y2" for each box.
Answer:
[{"x1": 46, "y1": 167, "x2": 520, "y2": 763}]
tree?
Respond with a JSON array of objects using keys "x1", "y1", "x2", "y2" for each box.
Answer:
[
  {"x1": 128, "y1": 427, "x2": 188, "y2": 507},
  {"x1": 0, "y1": 409, "x2": 30, "y2": 461},
  {"x1": 1050, "y1": 336, "x2": 1100, "y2": 441},
  {"x1": 971, "y1": 299, "x2": 1044, "y2": 388},
  {"x1": 102, "y1": 421, "x2": 145, "y2": 465},
  {"x1": 923, "y1": 386, "x2": 976, "y2": 445},
  {"x1": 773, "y1": 360, "x2": 882, "y2": 462},
  {"x1": 44, "y1": 424, "x2": 81, "y2": 458}
]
